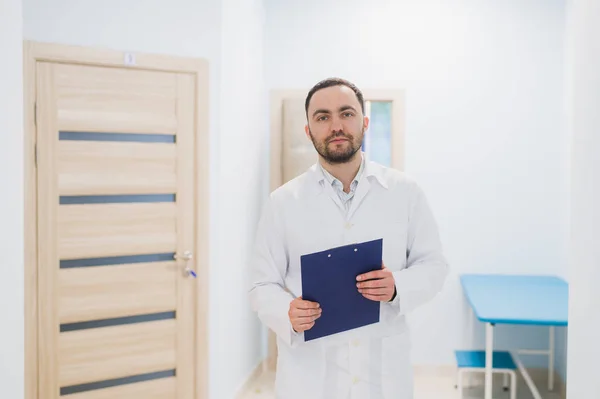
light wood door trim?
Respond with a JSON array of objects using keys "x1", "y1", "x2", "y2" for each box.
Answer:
[
  {"x1": 26, "y1": 41, "x2": 206, "y2": 73},
  {"x1": 175, "y1": 72, "x2": 197, "y2": 399},
  {"x1": 36, "y1": 60, "x2": 60, "y2": 399},
  {"x1": 23, "y1": 40, "x2": 210, "y2": 399}
]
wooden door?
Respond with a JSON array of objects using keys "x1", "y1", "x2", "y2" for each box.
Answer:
[{"x1": 27, "y1": 43, "x2": 208, "y2": 399}]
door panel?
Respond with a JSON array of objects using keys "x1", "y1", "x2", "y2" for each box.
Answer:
[
  {"x1": 62, "y1": 377, "x2": 177, "y2": 399},
  {"x1": 36, "y1": 60, "x2": 197, "y2": 399},
  {"x1": 54, "y1": 63, "x2": 178, "y2": 134},
  {"x1": 57, "y1": 140, "x2": 177, "y2": 195},
  {"x1": 59, "y1": 319, "x2": 177, "y2": 387},
  {"x1": 58, "y1": 261, "x2": 177, "y2": 323},
  {"x1": 57, "y1": 202, "x2": 177, "y2": 259}
]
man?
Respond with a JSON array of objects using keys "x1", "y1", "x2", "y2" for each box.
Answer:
[{"x1": 248, "y1": 77, "x2": 448, "y2": 399}]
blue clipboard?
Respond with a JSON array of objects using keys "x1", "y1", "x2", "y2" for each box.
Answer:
[{"x1": 300, "y1": 238, "x2": 383, "y2": 341}]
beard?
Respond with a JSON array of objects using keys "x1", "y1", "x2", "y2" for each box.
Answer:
[{"x1": 308, "y1": 128, "x2": 364, "y2": 165}]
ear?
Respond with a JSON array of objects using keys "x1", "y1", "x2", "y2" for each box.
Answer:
[
  {"x1": 304, "y1": 124, "x2": 310, "y2": 138},
  {"x1": 363, "y1": 116, "x2": 370, "y2": 131}
]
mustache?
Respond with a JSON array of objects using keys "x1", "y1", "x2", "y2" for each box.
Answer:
[{"x1": 327, "y1": 132, "x2": 352, "y2": 143}]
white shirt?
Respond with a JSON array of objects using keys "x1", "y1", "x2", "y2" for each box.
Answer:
[
  {"x1": 248, "y1": 156, "x2": 448, "y2": 399},
  {"x1": 317, "y1": 154, "x2": 365, "y2": 216}
]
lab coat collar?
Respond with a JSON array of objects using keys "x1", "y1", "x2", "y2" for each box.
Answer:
[
  {"x1": 363, "y1": 156, "x2": 389, "y2": 189},
  {"x1": 303, "y1": 152, "x2": 389, "y2": 197}
]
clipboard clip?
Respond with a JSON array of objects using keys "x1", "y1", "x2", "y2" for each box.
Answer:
[{"x1": 327, "y1": 247, "x2": 359, "y2": 258}]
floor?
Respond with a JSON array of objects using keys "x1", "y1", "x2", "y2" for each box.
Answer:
[{"x1": 238, "y1": 367, "x2": 564, "y2": 399}]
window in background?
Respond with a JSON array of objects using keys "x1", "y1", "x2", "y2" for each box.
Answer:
[{"x1": 362, "y1": 100, "x2": 392, "y2": 167}]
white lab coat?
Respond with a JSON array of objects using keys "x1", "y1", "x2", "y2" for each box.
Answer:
[{"x1": 248, "y1": 159, "x2": 448, "y2": 399}]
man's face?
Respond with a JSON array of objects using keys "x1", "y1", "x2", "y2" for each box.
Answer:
[{"x1": 305, "y1": 85, "x2": 369, "y2": 164}]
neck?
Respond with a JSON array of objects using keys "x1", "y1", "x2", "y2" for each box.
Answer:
[{"x1": 320, "y1": 152, "x2": 363, "y2": 193}]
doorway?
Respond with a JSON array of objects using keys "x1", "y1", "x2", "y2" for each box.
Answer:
[{"x1": 24, "y1": 41, "x2": 210, "y2": 399}]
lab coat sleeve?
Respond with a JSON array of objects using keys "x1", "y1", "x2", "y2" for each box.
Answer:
[
  {"x1": 248, "y1": 195, "x2": 302, "y2": 348},
  {"x1": 389, "y1": 182, "x2": 448, "y2": 315}
]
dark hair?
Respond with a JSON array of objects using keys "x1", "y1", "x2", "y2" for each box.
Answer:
[{"x1": 304, "y1": 77, "x2": 365, "y2": 118}]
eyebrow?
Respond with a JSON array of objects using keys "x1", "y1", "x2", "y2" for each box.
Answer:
[{"x1": 312, "y1": 105, "x2": 358, "y2": 118}]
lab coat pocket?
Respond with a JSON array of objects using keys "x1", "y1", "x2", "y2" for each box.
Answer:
[{"x1": 380, "y1": 332, "x2": 413, "y2": 399}]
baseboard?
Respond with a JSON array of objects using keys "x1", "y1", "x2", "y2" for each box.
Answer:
[
  {"x1": 234, "y1": 359, "x2": 267, "y2": 399},
  {"x1": 414, "y1": 364, "x2": 567, "y2": 399}
]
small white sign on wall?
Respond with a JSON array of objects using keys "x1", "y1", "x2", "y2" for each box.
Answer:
[{"x1": 124, "y1": 52, "x2": 136, "y2": 66}]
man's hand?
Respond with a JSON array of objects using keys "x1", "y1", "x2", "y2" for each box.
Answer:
[
  {"x1": 356, "y1": 264, "x2": 397, "y2": 302},
  {"x1": 289, "y1": 296, "x2": 322, "y2": 333}
]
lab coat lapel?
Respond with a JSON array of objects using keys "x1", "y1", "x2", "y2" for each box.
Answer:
[
  {"x1": 347, "y1": 175, "x2": 371, "y2": 221},
  {"x1": 323, "y1": 180, "x2": 346, "y2": 215},
  {"x1": 306, "y1": 162, "x2": 346, "y2": 216},
  {"x1": 347, "y1": 159, "x2": 388, "y2": 221}
]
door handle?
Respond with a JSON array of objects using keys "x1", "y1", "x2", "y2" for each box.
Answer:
[
  {"x1": 174, "y1": 250, "x2": 193, "y2": 261},
  {"x1": 174, "y1": 251, "x2": 196, "y2": 278}
]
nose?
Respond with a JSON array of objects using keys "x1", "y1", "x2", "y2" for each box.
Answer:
[{"x1": 330, "y1": 116, "x2": 343, "y2": 133}]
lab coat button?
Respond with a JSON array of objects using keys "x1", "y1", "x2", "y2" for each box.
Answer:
[
  {"x1": 352, "y1": 339, "x2": 360, "y2": 347},
  {"x1": 345, "y1": 222, "x2": 353, "y2": 230},
  {"x1": 352, "y1": 376, "x2": 360, "y2": 384}
]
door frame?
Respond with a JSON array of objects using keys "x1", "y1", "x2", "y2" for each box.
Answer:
[
  {"x1": 267, "y1": 88, "x2": 406, "y2": 368},
  {"x1": 23, "y1": 40, "x2": 211, "y2": 399}
]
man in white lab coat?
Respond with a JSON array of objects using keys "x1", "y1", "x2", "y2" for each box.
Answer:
[{"x1": 248, "y1": 78, "x2": 448, "y2": 399}]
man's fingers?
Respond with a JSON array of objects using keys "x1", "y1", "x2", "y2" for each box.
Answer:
[
  {"x1": 292, "y1": 308, "x2": 321, "y2": 318},
  {"x1": 289, "y1": 297, "x2": 321, "y2": 334},
  {"x1": 294, "y1": 321, "x2": 315, "y2": 332},
  {"x1": 289, "y1": 297, "x2": 321, "y2": 333},
  {"x1": 294, "y1": 298, "x2": 320, "y2": 310},
  {"x1": 294, "y1": 315, "x2": 319, "y2": 323},
  {"x1": 362, "y1": 293, "x2": 388, "y2": 301},
  {"x1": 358, "y1": 287, "x2": 389, "y2": 296},
  {"x1": 292, "y1": 314, "x2": 320, "y2": 331},
  {"x1": 356, "y1": 270, "x2": 386, "y2": 281},
  {"x1": 362, "y1": 291, "x2": 387, "y2": 297},
  {"x1": 297, "y1": 302, "x2": 320, "y2": 310},
  {"x1": 292, "y1": 317, "x2": 319, "y2": 327},
  {"x1": 357, "y1": 278, "x2": 389, "y2": 289}
]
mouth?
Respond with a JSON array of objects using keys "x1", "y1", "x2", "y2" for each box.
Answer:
[{"x1": 329, "y1": 138, "x2": 349, "y2": 144}]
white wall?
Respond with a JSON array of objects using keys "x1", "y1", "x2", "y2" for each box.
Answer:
[
  {"x1": 23, "y1": 0, "x2": 267, "y2": 397},
  {"x1": 565, "y1": 0, "x2": 600, "y2": 396},
  {"x1": 214, "y1": 0, "x2": 268, "y2": 397},
  {"x1": 265, "y1": 0, "x2": 569, "y2": 374},
  {"x1": 0, "y1": 0, "x2": 24, "y2": 397}
]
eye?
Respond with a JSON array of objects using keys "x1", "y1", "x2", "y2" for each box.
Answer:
[
  {"x1": 342, "y1": 112, "x2": 354, "y2": 118},
  {"x1": 317, "y1": 115, "x2": 328, "y2": 121}
]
